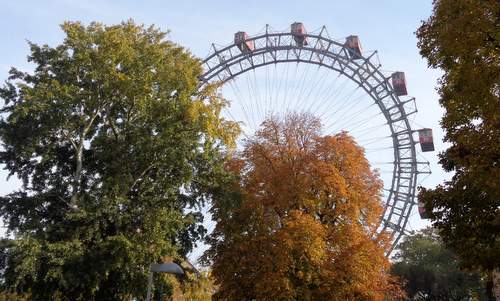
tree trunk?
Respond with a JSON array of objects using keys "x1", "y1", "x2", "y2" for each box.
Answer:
[
  {"x1": 71, "y1": 143, "x2": 83, "y2": 207},
  {"x1": 493, "y1": 269, "x2": 500, "y2": 301}
]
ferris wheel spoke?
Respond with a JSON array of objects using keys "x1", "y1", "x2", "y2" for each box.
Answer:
[
  {"x1": 356, "y1": 135, "x2": 392, "y2": 145},
  {"x1": 349, "y1": 118, "x2": 386, "y2": 134},
  {"x1": 379, "y1": 170, "x2": 396, "y2": 174},
  {"x1": 269, "y1": 63, "x2": 278, "y2": 113},
  {"x1": 364, "y1": 146, "x2": 393, "y2": 153},
  {"x1": 371, "y1": 161, "x2": 396, "y2": 165},
  {"x1": 244, "y1": 71, "x2": 259, "y2": 125},
  {"x1": 363, "y1": 142, "x2": 392, "y2": 152},
  {"x1": 272, "y1": 64, "x2": 286, "y2": 115},
  {"x1": 336, "y1": 90, "x2": 371, "y2": 118},
  {"x1": 316, "y1": 83, "x2": 357, "y2": 121},
  {"x1": 328, "y1": 106, "x2": 379, "y2": 132},
  {"x1": 294, "y1": 64, "x2": 313, "y2": 111},
  {"x1": 309, "y1": 73, "x2": 345, "y2": 117},
  {"x1": 242, "y1": 72, "x2": 259, "y2": 130},
  {"x1": 321, "y1": 89, "x2": 367, "y2": 128},
  {"x1": 271, "y1": 62, "x2": 281, "y2": 113},
  {"x1": 229, "y1": 79, "x2": 247, "y2": 125},
  {"x1": 251, "y1": 69, "x2": 265, "y2": 121},
  {"x1": 305, "y1": 71, "x2": 340, "y2": 114},
  {"x1": 264, "y1": 60, "x2": 270, "y2": 115},
  {"x1": 296, "y1": 64, "x2": 322, "y2": 113},
  {"x1": 249, "y1": 70, "x2": 265, "y2": 125},
  {"x1": 354, "y1": 126, "x2": 388, "y2": 141},
  {"x1": 271, "y1": 64, "x2": 283, "y2": 113},
  {"x1": 278, "y1": 63, "x2": 292, "y2": 114},
  {"x1": 227, "y1": 80, "x2": 254, "y2": 131},
  {"x1": 290, "y1": 62, "x2": 312, "y2": 113},
  {"x1": 302, "y1": 66, "x2": 331, "y2": 113},
  {"x1": 335, "y1": 110, "x2": 384, "y2": 134},
  {"x1": 347, "y1": 121, "x2": 387, "y2": 136},
  {"x1": 279, "y1": 62, "x2": 291, "y2": 115}
]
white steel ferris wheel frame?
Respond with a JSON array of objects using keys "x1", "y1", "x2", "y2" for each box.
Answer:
[{"x1": 199, "y1": 25, "x2": 429, "y2": 251}]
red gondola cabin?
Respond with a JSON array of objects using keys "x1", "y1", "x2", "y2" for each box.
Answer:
[
  {"x1": 234, "y1": 31, "x2": 254, "y2": 54},
  {"x1": 391, "y1": 72, "x2": 408, "y2": 96},
  {"x1": 291, "y1": 22, "x2": 308, "y2": 47},
  {"x1": 418, "y1": 201, "x2": 430, "y2": 219},
  {"x1": 418, "y1": 128, "x2": 435, "y2": 152},
  {"x1": 345, "y1": 35, "x2": 362, "y2": 60}
]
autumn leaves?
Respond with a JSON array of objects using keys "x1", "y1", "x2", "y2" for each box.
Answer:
[{"x1": 206, "y1": 112, "x2": 402, "y2": 300}]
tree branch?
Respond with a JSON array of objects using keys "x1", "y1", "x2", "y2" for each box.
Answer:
[
  {"x1": 129, "y1": 162, "x2": 158, "y2": 193},
  {"x1": 61, "y1": 129, "x2": 78, "y2": 151}
]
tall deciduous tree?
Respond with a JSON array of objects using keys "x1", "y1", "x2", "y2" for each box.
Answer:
[
  {"x1": 392, "y1": 227, "x2": 488, "y2": 300},
  {"x1": 0, "y1": 21, "x2": 238, "y2": 300},
  {"x1": 416, "y1": 0, "x2": 499, "y2": 272},
  {"x1": 205, "y1": 113, "x2": 402, "y2": 300}
]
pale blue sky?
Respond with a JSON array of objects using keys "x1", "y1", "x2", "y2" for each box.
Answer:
[{"x1": 0, "y1": 0, "x2": 449, "y2": 260}]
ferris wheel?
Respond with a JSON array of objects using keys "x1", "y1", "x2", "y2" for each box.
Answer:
[{"x1": 198, "y1": 23, "x2": 434, "y2": 251}]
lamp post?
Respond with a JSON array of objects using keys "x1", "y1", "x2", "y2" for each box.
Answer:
[{"x1": 145, "y1": 263, "x2": 184, "y2": 301}]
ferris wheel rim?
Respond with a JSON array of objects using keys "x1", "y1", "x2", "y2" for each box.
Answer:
[{"x1": 199, "y1": 26, "x2": 420, "y2": 252}]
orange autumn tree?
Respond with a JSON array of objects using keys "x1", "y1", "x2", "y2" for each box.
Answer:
[{"x1": 205, "y1": 112, "x2": 402, "y2": 300}]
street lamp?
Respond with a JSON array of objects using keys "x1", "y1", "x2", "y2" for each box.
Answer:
[{"x1": 146, "y1": 263, "x2": 184, "y2": 301}]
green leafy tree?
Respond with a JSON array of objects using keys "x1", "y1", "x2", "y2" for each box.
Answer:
[
  {"x1": 0, "y1": 291, "x2": 30, "y2": 301},
  {"x1": 0, "y1": 21, "x2": 238, "y2": 300},
  {"x1": 416, "y1": 0, "x2": 499, "y2": 272},
  {"x1": 179, "y1": 270, "x2": 216, "y2": 301},
  {"x1": 392, "y1": 227, "x2": 489, "y2": 300}
]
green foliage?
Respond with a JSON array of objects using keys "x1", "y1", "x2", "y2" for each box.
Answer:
[
  {"x1": 0, "y1": 20, "x2": 238, "y2": 300},
  {"x1": 180, "y1": 270, "x2": 215, "y2": 301},
  {"x1": 0, "y1": 290, "x2": 30, "y2": 301},
  {"x1": 392, "y1": 227, "x2": 489, "y2": 300},
  {"x1": 416, "y1": 0, "x2": 500, "y2": 271}
]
